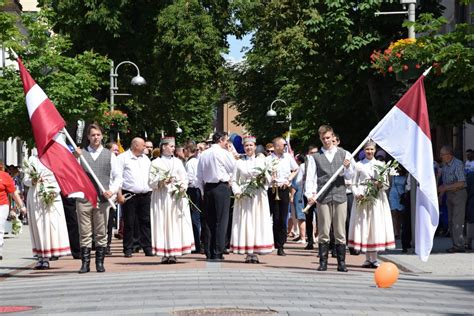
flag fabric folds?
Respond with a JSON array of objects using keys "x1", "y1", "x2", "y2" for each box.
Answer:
[
  {"x1": 18, "y1": 59, "x2": 98, "y2": 207},
  {"x1": 369, "y1": 75, "x2": 439, "y2": 261}
]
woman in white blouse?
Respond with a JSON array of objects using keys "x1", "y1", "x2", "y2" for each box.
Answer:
[{"x1": 230, "y1": 136, "x2": 274, "y2": 263}]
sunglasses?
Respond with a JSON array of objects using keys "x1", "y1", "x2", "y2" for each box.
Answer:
[{"x1": 267, "y1": 150, "x2": 274, "y2": 153}]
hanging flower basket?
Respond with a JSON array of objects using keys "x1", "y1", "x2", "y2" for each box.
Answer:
[
  {"x1": 371, "y1": 38, "x2": 429, "y2": 79},
  {"x1": 395, "y1": 60, "x2": 423, "y2": 81}
]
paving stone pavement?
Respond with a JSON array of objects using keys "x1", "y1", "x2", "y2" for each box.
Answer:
[
  {"x1": 1, "y1": 268, "x2": 473, "y2": 315},
  {"x1": 1, "y1": 229, "x2": 473, "y2": 315}
]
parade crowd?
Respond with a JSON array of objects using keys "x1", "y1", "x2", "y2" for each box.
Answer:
[{"x1": 0, "y1": 123, "x2": 473, "y2": 273}]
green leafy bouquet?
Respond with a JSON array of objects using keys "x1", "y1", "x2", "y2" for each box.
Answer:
[
  {"x1": 7, "y1": 212, "x2": 23, "y2": 235},
  {"x1": 234, "y1": 160, "x2": 276, "y2": 199},
  {"x1": 23, "y1": 159, "x2": 58, "y2": 207},
  {"x1": 357, "y1": 160, "x2": 399, "y2": 207}
]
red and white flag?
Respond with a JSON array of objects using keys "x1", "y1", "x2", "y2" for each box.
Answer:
[
  {"x1": 18, "y1": 59, "x2": 98, "y2": 207},
  {"x1": 369, "y1": 73, "x2": 438, "y2": 261}
]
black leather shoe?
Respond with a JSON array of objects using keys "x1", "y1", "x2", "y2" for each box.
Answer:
[
  {"x1": 304, "y1": 243, "x2": 314, "y2": 250},
  {"x1": 144, "y1": 248, "x2": 154, "y2": 257},
  {"x1": 446, "y1": 247, "x2": 465, "y2": 253},
  {"x1": 124, "y1": 252, "x2": 133, "y2": 258},
  {"x1": 277, "y1": 248, "x2": 286, "y2": 256}
]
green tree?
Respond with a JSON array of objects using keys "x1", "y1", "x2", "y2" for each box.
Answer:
[
  {"x1": 0, "y1": 7, "x2": 110, "y2": 144},
  {"x1": 40, "y1": 0, "x2": 233, "y2": 143}
]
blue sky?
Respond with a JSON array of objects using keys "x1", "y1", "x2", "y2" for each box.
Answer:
[{"x1": 223, "y1": 33, "x2": 252, "y2": 64}]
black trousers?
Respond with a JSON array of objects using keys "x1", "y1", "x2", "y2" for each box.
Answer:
[
  {"x1": 107, "y1": 206, "x2": 117, "y2": 247},
  {"x1": 401, "y1": 192, "x2": 412, "y2": 250},
  {"x1": 268, "y1": 187, "x2": 290, "y2": 250},
  {"x1": 204, "y1": 182, "x2": 231, "y2": 258},
  {"x1": 187, "y1": 187, "x2": 202, "y2": 252},
  {"x1": 61, "y1": 195, "x2": 80, "y2": 256},
  {"x1": 122, "y1": 191, "x2": 152, "y2": 254},
  {"x1": 304, "y1": 196, "x2": 316, "y2": 244}
]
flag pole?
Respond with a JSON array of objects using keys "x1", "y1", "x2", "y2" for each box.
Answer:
[
  {"x1": 303, "y1": 136, "x2": 370, "y2": 213},
  {"x1": 62, "y1": 128, "x2": 116, "y2": 210}
]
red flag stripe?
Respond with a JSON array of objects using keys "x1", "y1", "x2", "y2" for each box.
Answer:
[
  {"x1": 17, "y1": 58, "x2": 36, "y2": 94},
  {"x1": 30, "y1": 99, "x2": 66, "y2": 156},
  {"x1": 394, "y1": 76, "x2": 431, "y2": 139}
]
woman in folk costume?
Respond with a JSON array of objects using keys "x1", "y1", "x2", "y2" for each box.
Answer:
[
  {"x1": 230, "y1": 136, "x2": 274, "y2": 263},
  {"x1": 148, "y1": 137, "x2": 195, "y2": 264},
  {"x1": 348, "y1": 140, "x2": 395, "y2": 268},
  {"x1": 23, "y1": 152, "x2": 71, "y2": 269}
]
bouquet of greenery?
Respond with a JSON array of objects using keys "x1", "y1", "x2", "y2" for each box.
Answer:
[
  {"x1": 235, "y1": 160, "x2": 276, "y2": 199},
  {"x1": 149, "y1": 165, "x2": 174, "y2": 189},
  {"x1": 7, "y1": 211, "x2": 23, "y2": 235},
  {"x1": 171, "y1": 183, "x2": 202, "y2": 213},
  {"x1": 23, "y1": 158, "x2": 58, "y2": 207},
  {"x1": 357, "y1": 160, "x2": 399, "y2": 207}
]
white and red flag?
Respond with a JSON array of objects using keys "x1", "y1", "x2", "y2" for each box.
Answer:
[
  {"x1": 369, "y1": 72, "x2": 438, "y2": 261},
  {"x1": 18, "y1": 58, "x2": 98, "y2": 207}
]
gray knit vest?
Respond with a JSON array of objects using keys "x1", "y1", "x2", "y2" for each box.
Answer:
[
  {"x1": 312, "y1": 148, "x2": 347, "y2": 204},
  {"x1": 82, "y1": 148, "x2": 111, "y2": 202}
]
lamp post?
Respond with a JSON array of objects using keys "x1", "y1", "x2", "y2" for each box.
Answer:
[
  {"x1": 171, "y1": 120, "x2": 183, "y2": 134},
  {"x1": 266, "y1": 98, "x2": 292, "y2": 142},
  {"x1": 109, "y1": 60, "x2": 146, "y2": 111},
  {"x1": 375, "y1": 0, "x2": 416, "y2": 39}
]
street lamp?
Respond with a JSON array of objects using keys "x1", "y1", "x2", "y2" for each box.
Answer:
[
  {"x1": 266, "y1": 99, "x2": 292, "y2": 142},
  {"x1": 375, "y1": 0, "x2": 416, "y2": 39},
  {"x1": 110, "y1": 60, "x2": 146, "y2": 111},
  {"x1": 171, "y1": 120, "x2": 183, "y2": 134}
]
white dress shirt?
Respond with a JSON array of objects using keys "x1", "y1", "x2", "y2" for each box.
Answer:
[
  {"x1": 304, "y1": 146, "x2": 354, "y2": 199},
  {"x1": 265, "y1": 152, "x2": 298, "y2": 186},
  {"x1": 86, "y1": 145, "x2": 122, "y2": 194},
  {"x1": 117, "y1": 149, "x2": 151, "y2": 193},
  {"x1": 185, "y1": 156, "x2": 199, "y2": 188},
  {"x1": 196, "y1": 144, "x2": 236, "y2": 194}
]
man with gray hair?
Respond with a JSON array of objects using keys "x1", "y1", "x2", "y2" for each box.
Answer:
[{"x1": 438, "y1": 145, "x2": 467, "y2": 253}]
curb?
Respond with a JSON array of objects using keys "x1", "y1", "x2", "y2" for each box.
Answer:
[{"x1": 378, "y1": 254, "x2": 430, "y2": 275}]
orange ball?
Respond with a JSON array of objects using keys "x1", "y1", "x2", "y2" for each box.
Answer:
[{"x1": 374, "y1": 262, "x2": 399, "y2": 288}]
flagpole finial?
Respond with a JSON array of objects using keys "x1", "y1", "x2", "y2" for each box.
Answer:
[{"x1": 423, "y1": 66, "x2": 433, "y2": 77}]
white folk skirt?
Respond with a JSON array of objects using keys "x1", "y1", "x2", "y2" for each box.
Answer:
[
  {"x1": 348, "y1": 191, "x2": 396, "y2": 252},
  {"x1": 27, "y1": 188, "x2": 71, "y2": 258},
  {"x1": 150, "y1": 188, "x2": 195, "y2": 256},
  {"x1": 230, "y1": 189, "x2": 274, "y2": 255}
]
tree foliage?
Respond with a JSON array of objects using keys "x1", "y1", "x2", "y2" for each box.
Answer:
[
  {"x1": 40, "y1": 0, "x2": 233, "y2": 144},
  {"x1": 0, "y1": 7, "x2": 110, "y2": 144}
]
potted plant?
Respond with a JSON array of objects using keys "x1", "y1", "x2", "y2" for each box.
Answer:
[
  {"x1": 371, "y1": 38, "x2": 428, "y2": 81},
  {"x1": 99, "y1": 110, "x2": 130, "y2": 138}
]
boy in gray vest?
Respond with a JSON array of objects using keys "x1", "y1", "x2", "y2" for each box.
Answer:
[
  {"x1": 305, "y1": 125, "x2": 353, "y2": 272},
  {"x1": 76, "y1": 123, "x2": 121, "y2": 273}
]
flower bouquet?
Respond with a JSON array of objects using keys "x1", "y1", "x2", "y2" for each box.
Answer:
[
  {"x1": 23, "y1": 159, "x2": 58, "y2": 207},
  {"x1": 357, "y1": 160, "x2": 399, "y2": 207},
  {"x1": 371, "y1": 38, "x2": 428, "y2": 80},
  {"x1": 234, "y1": 160, "x2": 275, "y2": 199},
  {"x1": 149, "y1": 165, "x2": 174, "y2": 189}
]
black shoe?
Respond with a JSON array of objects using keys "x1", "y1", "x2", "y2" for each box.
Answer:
[
  {"x1": 304, "y1": 243, "x2": 314, "y2": 250},
  {"x1": 161, "y1": 257, "x2": 170, "y2": 264},
  {"x1": 348, "y1": 247, "x2": 360, "y2": 256},
  {"x1": 50, "y1": 256, "x2": 59, "y2": 261},
  {"x1": 133, "y1": 246, "x2": 141, "y2": 253},
  {"x1": 168, "y1": 256, "x2": 177, "y2": 264},
  {"x1": 223, "y1": 249, "x2": 230, "y2": 254},
  {"x1": 72, "y1": 253, "x2": 81, "y2": 260},
  {"x1": 34, "y1": 261, "x2": 43, "y2": 270},
  {"x1": 144, "y1": 248, "x2": 154, "y2": 257},
  {"x1": 124, "y1": 252, "x2": 133, "y2": 258},
  {"x1": 277, "y1": 248, "x2": 286, "y2": 256},
  {"x1": 335, "y1": 244, "x2": 348, "y2": 272},
  {"x1": 78, "y1": 247, "x2": 91, "y2": 274},
  {"x1": 317, "y1": 243, "x2": 328, "y2": 271},
  {"x1": 95, "y1": 247, "x2": 106, "y2": 273},
  {"x1": 446, "y1": 247, "x2": 465, "y2": 253}
]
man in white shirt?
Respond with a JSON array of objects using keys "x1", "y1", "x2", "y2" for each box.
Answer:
[
  {"x1": 116, "y1": 137, "x2": 153, "y2": 258},
  {"x1": 305, "y1": 125, "x2": 353, "y2": 272},
  {"x1": 197, "y1": 132, "x2": 235, "y2": 260},
  {"x1": 267, "y1": 137, "x2": 299, "y2": 256},
  {"x1": 76, "y1": 123, "x2": 121, "y2": 273}
]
